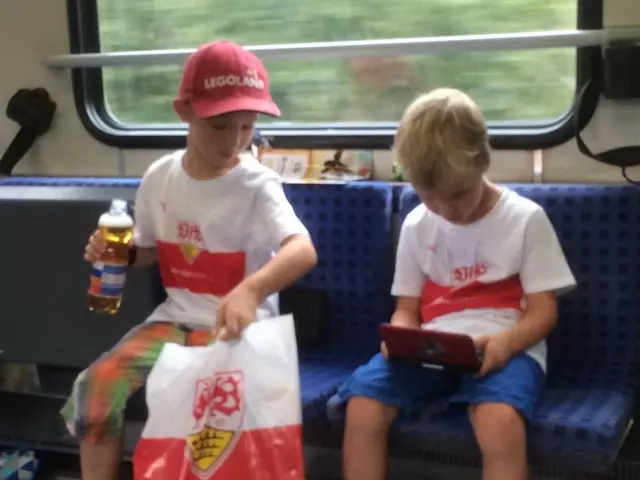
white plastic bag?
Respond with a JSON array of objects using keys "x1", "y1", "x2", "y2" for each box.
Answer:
[{"x1": 133, "y1": 314, "x2": 304, "y2": 480}]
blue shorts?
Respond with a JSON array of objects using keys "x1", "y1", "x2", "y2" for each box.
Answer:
[{"x1": 327, "y1": 352, "x2": 544, "y2": 422}]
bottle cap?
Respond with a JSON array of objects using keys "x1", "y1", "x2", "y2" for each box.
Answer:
[{"x1": 110, "y1": 199, "x2": 128, "y2": 213}]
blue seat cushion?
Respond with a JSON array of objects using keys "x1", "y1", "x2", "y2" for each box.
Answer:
[
  {"x1": 387, "y1": 363, "x2": 636, "y2": 472},
  {"x1": 299, "y1": 346, "x2": 375, "y2": 423}
]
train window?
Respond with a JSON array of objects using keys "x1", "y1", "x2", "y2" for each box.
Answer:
[{"x1": 68, "y1": 0, "x2": 601, "y2": 149}]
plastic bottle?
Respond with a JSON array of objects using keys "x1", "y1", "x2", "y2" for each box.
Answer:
[{"x1": 87, "y1": 199, "x2": 134, "y2": 315}]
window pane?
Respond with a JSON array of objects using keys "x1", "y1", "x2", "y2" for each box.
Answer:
[{"x1": 97, "y1": 0, "x2": 578, "y2": 127}]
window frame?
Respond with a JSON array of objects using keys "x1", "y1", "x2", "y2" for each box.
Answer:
[{"x1": 66, "y1": 0, "x2": 602, "y2": 151}]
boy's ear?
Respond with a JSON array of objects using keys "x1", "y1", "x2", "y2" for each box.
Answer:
[
  {"x1": 172, "y1": 99, "x2": 192, "y2": 122},
  {"x1": 478, "y1": 153, "x2": 490, "y2": 173}
]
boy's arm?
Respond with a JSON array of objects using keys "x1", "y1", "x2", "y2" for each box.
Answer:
[
  {"x1": 391, "y1": 297, "x2": 421, "y2": 328},
  {"x1": 244, "y1": 234, "x2": 317, "y2": 302},
  {"x1": 390, "y1": 214, "x2": 424, "y2": 329},
  {"x1": 242, "y1": 178, "x2": 317, "y2": 300},
  {"x1": 505, "y1": 291, "x2": 557, "y2": 353},
  {"x1": 129, "y1": 246, "x2": 157, "y2": 268},
  {"x1": 129, "y1": 172, "x2": 158, "y2": 268},
  {"x1": 476, "y1": 208, "x2": 574, "y2": 375},
  {"x1": 213, "y1": 178, "x2": 316, "y2": 339},
  {"x1": 506, "y1": 208, "x2": 576, "y2": 353}
]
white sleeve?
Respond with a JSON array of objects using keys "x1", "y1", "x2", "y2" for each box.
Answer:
[
  {"x1": 253, "y1": 179, "x2": 309, "y2": 252},
  {"x1": 520, "y1": 208, "x2": 576, "y2": 295},
  {"x1": 132, "y1": 176, "x2": 156, "y2": 248},
  {"x1": 391, "y1": 218, "x2": 424, "y2": 298}
]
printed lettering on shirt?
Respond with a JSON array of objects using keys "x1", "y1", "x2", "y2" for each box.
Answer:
[
  {"x1": 451, "y1": 263, "x2": 487, "y2": 284},
  {"x1": 178, "y1": 221, "x2": 203, "y2": 242}
]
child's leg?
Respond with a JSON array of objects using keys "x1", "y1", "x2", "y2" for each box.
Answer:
[
  {"x1": 452, "y1": 353, "x2": 544, "y2": 480},
  {"x1": 185, "y1": 328, "x2": 215, "y2": 346},
  {"x1": 60, "y1": 322, "x2": 188, "y2": 480},
  {"x1": 469, "y1": 402, "x2": 528, "y2": 480},
  {"x1": 344, "y1": 396, "x2": 398, "y2": 480},
  {"x1": 328, "y1": 354, "x2": 456, "y2": 480}
]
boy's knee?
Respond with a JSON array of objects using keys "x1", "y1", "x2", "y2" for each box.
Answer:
[
  {"x1": 66, "y1": 362, "x2": 126, "y2": 436},
  {"x1": 81, "y1": 357, "x2": 120, "y2": 389},
  {"x1": 345, "y1": 396, "x2": 398, "y2": 434},
  {"x1": 70, "y1": 365, "x2": 101, "y2": 399},
  {"x1": 469, "y1": 402, "x2": 526, "y2": 458}
]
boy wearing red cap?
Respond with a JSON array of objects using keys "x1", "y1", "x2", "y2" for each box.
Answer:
[{"x1": 61, "y1": 41, "x2": 317, "y2": 479}]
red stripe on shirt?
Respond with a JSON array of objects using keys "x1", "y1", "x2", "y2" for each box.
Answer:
[
  {"x1": 156, "y1": 241, "x2": 245, "y2": 296},
  {"x1": 421, "y1": 275, "x2": 523, "y2": 323}
]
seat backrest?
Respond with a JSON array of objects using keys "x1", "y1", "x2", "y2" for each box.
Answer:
[
  {"x1": 0, "y1": 177, "x2": 394, "y2": 368},
  {"x1": 398, "y1": 184, "x2": 640, "y2": 373},
  {"x1": 284, "y1": 182, "x2": 395, "y2": 351},
  {"x1": 0, "y1": 180, "x2": 159, "y2": 368}
]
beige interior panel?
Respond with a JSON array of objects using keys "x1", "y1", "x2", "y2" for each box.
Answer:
[
  {"x1": 604, "y1": 0, "x2": 640, "y2": 27},
  {"x1": 543, "y1": 97, "x2": 640, "y2": 183},
  {"x1": 0, "y1": 0, "x2": 118, "y2": 176}
]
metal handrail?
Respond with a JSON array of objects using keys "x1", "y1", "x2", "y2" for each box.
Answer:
[{"x1": 44, "y1": 28, "x2": 640, "y2": 68}]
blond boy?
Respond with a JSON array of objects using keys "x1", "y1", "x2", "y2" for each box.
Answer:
[{"x1": 327, "y1": 88, "x2": 576, "y2": 480}]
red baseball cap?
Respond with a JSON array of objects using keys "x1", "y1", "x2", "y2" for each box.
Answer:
[{"x1": 177, "y1": 40, "x2": 281, "y2": 118}]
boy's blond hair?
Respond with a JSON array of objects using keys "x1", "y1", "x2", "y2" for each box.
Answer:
[{"x1": 394, "y1": 88, "x2": 490, "y2": 191}]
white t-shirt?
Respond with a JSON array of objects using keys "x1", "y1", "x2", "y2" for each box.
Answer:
[
  {"x1": 132, "y1": 150, "x2": 309, "y2": 329},
  {"x1": 391, "y1": 187, "x2": 576, "y2": 371}
]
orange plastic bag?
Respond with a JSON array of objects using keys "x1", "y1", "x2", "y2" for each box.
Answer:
[{"x1": 133, "y1": 314, "x2": 304, "y2": 480}]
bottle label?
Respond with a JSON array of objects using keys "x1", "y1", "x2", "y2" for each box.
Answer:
[{"x1": 89, "y1": 261, "x2": 127, "y2": 297}]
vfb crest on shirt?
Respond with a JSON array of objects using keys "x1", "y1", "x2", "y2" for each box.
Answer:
[
  {"x1": 178, "y1": 221, "x2": 203, "y2": 264},
  {"x1": 186, "y1": 370, "x2": 244, "y2": 478}
]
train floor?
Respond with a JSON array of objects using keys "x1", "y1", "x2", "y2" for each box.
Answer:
[{"x1": 33, "y1": 449, "x2": 561, "y2": 480}]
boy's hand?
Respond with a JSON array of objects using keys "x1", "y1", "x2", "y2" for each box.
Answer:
[
  {"x1": 84, "y1": 229, "x2": 107, "y2": 263},
  {"x1": 381, "y1": 341, "x2": 389, "y2": 359},
  {"x1": 474, "y1": 332, "x2": 514, "y2": 376},
  {"x1": 382, "y1": 302, "x2": 421, "y2": 360},
  {"x1": 215, "y1": 282, "x2": 260, "y2": 340}
]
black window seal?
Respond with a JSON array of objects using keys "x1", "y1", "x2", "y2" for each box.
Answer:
[{"x1": 66, "y1": 0, "x2": 602, "y2": 151}]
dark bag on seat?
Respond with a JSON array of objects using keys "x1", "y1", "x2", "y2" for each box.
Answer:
[{"x1": 279, "y1": 286, "x2": 329, "y2": 347}]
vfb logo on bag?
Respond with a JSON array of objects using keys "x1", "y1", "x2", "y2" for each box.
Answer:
[{"x1": 186, "y1": 370, "x2": 244, "y2": 478}]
